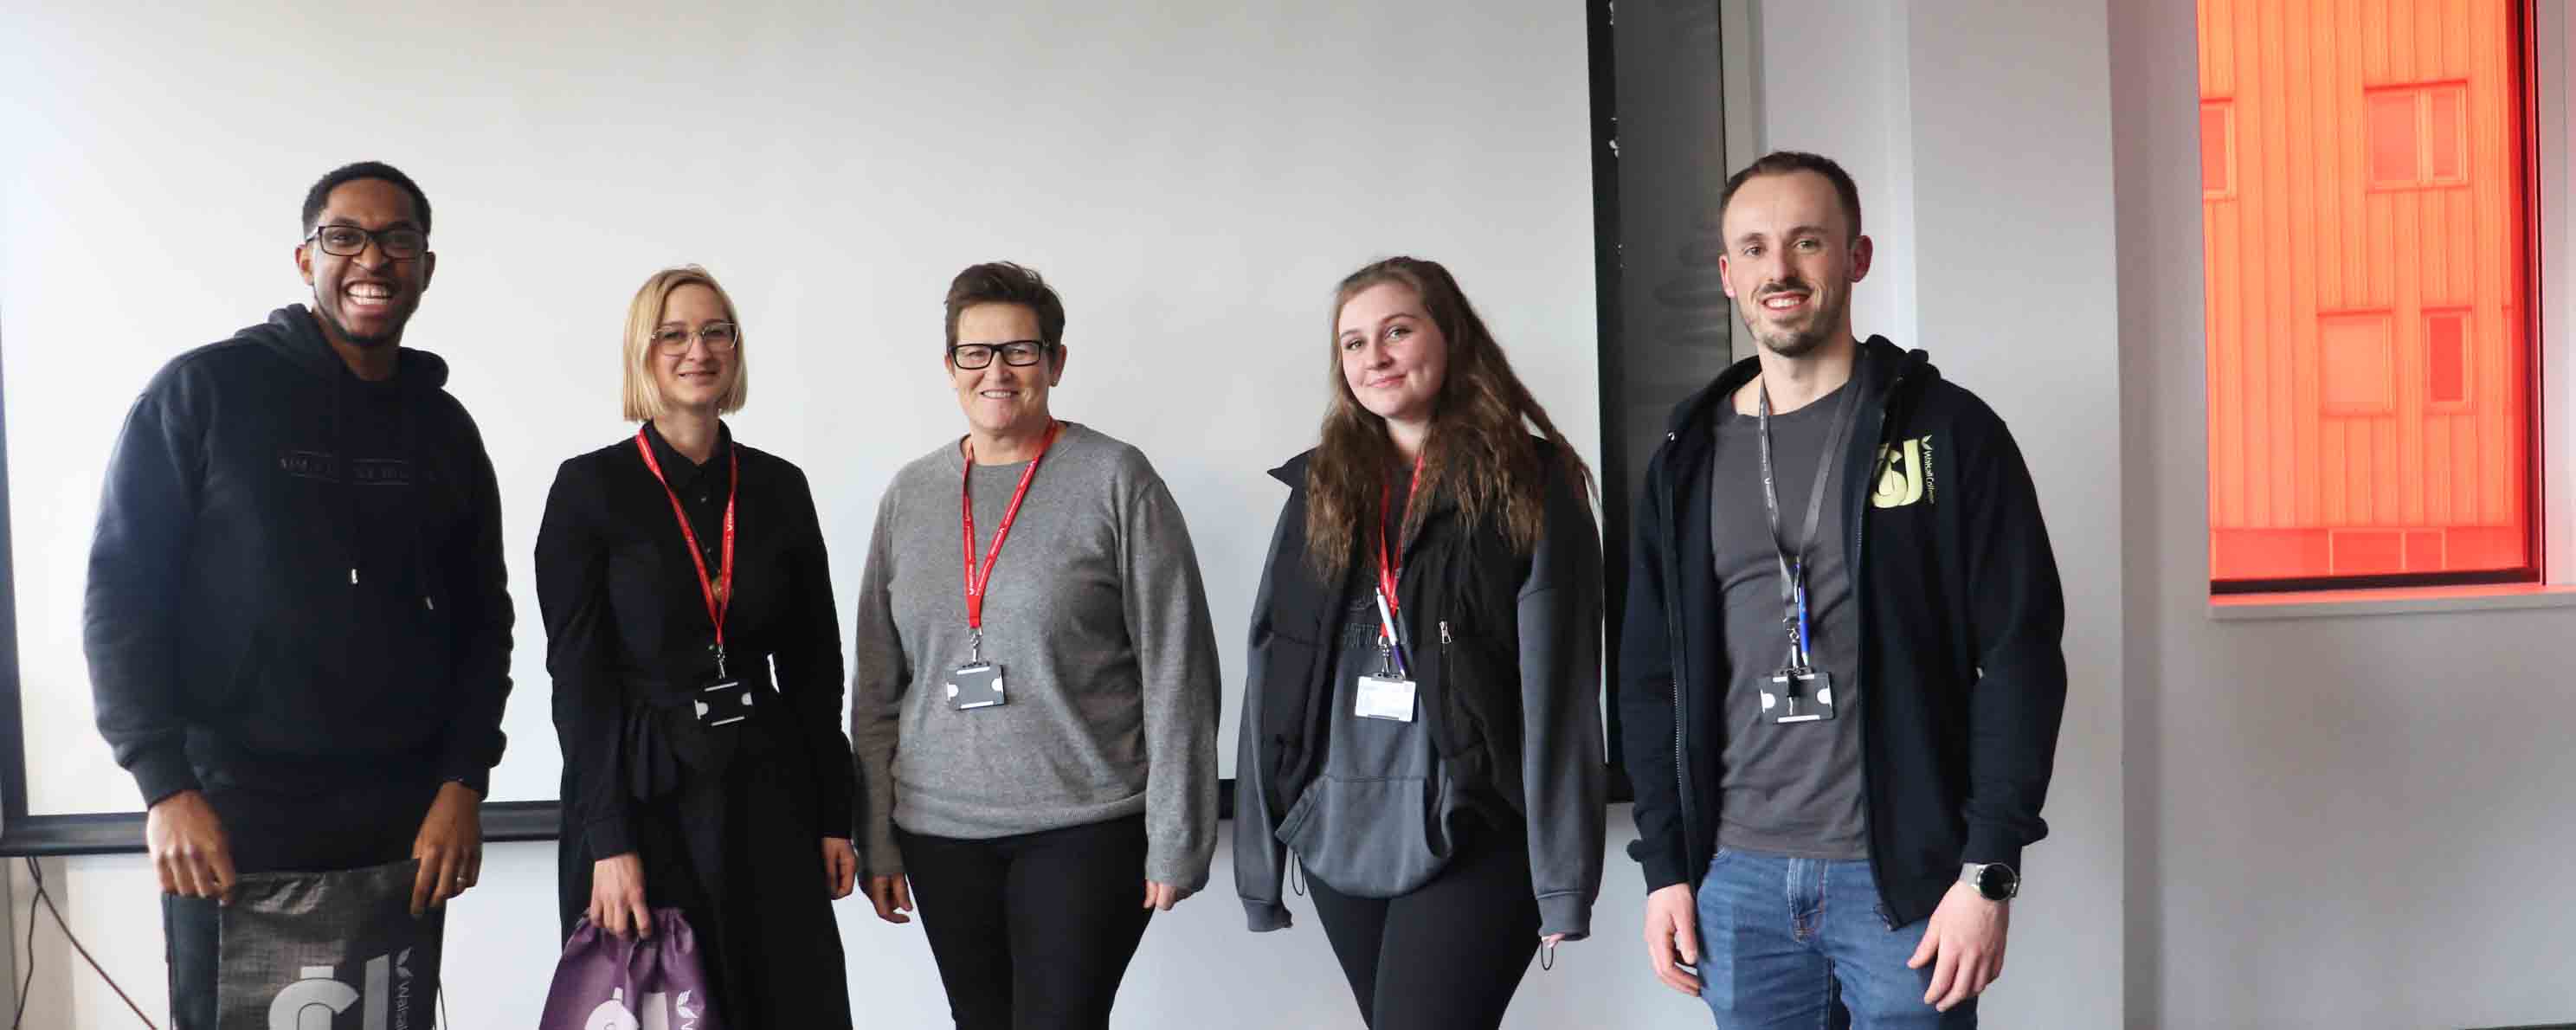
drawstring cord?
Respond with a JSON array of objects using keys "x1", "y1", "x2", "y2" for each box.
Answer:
[{"x1": 334, "y1": 366, "x2": 437, "y2": 612}]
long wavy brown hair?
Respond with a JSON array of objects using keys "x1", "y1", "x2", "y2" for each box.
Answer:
[{"x1": 1304, "y1": 257, "x2": 1594, "y2": 579}]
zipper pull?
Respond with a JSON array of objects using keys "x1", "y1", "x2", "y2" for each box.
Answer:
[
  {"x1": 349, "y1": 568, "x2": 359, "y2": 585},
  {"x1": 1439, "y1": 621, "x2": 1452, "y2": 645},
  {"x1": 423, "y1": 595, "x2": 436, "y2": 611}
]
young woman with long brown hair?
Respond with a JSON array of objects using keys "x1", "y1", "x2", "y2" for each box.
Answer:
[{"x1": 1233, "y1": 256, "x2": 1606, "y2": 1029}]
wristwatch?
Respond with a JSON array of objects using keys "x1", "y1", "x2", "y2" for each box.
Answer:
[{"x1": 1961, "y1": 862, "x2": 2019, "y2": 901}]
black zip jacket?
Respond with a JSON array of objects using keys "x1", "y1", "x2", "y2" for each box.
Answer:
[
  {"x1": 1235, "y1": 444, "x2": 1605, "y2": 937},
  {"x1": 1618, "y1": 338, "x2": 2066, "y2": 927},
  {"x1": 86, "y1": 306, "x2": 514, "y2": 805}
]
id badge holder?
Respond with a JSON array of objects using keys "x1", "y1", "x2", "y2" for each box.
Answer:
[
  {"x1": 1354, "y1": 674, "x2": 1417, "y2": 722},
  {"x1": 694, "y1": 677, "x2": 755, "y2": 726},
  {"x1": 947, "y1": 662, "x2": 1008, "y2": 710},
  {"x1": 1762, "y1": 666, "x2": 1836, "y2": 724}
]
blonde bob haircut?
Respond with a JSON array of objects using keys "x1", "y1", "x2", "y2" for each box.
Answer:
[{"x1": 621, "y1": 265, "x2": 750, "y2": 422}]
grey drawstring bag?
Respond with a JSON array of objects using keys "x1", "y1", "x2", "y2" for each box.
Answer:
[
  {"x1": 216, "y1": 859, "x2": 444, "y2": 1030},
  {"x1": 537, "y1": 910, "x2": 722, "y2": 1030}
]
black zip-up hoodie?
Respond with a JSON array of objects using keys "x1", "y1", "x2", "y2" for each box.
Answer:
[
  {"x1": 1618, "y1": 337, "x2": 2066, "y2": 928},
  {"x1": 85, "y1": 306, "x2": 514, "y2": 805}
]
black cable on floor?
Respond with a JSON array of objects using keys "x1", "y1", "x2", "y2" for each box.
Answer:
[
  {"x1": 10, "y1": 858, "x2": 155, "y2": 1029},
  {"x1": 9, "y1": 860, "x2": 35, "y2": 1030}
]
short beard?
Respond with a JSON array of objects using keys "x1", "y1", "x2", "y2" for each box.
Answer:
[
  {"x1": 319, "y1": 298, "x2": 404, "y2": 348},
  {"x1": 1741, "y1": 287, "x2": 1846, "y2": 359},
  {"x1": 1755, "y1": 325, "x2": 1830, "y2": 358}
]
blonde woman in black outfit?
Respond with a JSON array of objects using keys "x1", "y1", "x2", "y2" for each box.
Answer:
[
  {"x1": 537, "y1": 266, "x2": 858, "y2": 1027},
  {"x1": 1234, "y1": 256, "x2": 1607, "y2": 1029}
]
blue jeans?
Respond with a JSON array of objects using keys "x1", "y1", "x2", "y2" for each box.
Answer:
[{"x1": 1696, "y1": 847, "x2": 1975, "y2": 1029}]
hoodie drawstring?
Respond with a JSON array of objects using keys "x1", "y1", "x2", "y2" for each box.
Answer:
[{"x1": 333, "y1": 368, "x2": 438, "y2": 612}]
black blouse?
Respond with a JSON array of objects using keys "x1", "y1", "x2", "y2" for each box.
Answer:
[{"x1": 535, "y1": 421, "x2": 854, "y2": 859}]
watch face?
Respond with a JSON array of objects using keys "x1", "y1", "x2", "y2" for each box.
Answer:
[{"x1": 1976, "y1": 864, "x2": 2019, "y2": 899}]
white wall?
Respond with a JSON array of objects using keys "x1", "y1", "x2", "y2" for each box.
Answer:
[
  {"x1": 1754, "y1": 0, "x2": 1921, "y2": 351},
  {"x1": 2113, "y1": 1, "x2": 2576, "y2": 1027}
]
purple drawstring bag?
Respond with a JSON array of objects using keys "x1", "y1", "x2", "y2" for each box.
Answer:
[{"x1": 537, "y1": 909, "x2": 724, "y2": 1030}]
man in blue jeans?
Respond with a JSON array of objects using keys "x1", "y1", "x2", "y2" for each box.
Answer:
[{"x1": 1616, "y1": 151, "x2": 2068, "y2": 1027}]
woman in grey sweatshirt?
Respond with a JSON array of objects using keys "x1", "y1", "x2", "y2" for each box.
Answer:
[
  {"x1": 1233, "y1": 256, "x2": 1607, "y2": 1030},
  {"x1": 847, "y1": 262, "x2": 1221, "y2": 1030}
]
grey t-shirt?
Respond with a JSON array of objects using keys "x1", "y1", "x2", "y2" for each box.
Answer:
[{"x1": 1710, "y1": 383, "x2": 1868, "y2": 860}]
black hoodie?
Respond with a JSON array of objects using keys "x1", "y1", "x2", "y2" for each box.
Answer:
[
  {"x1": 1618, "y1": 337, "x2": 2067, "y2": 929},
  {"x1": 85, "y1": 306, "x2": 513, "y2": 805}
]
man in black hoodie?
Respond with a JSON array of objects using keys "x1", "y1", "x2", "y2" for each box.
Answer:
[
  {"x1": 1619, "y1": 151, "x2": 2066, "y2": 1027},
  {"x1": 84, "y1": 161, "x2": 512, "y2": 1028}
]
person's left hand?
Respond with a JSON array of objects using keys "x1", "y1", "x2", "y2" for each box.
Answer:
[
  {"x1": 821, "y1": 838, "x2": 859, "y2": 900},
  {"x1": 1907, "y1": 880, "x2": 2009, "y2": 1012},
  {"x1": 1142, "y1": 880, "x2": 1191, "y2": 911},
  {"x1": 409, "y1": 782, "x2": 484, "y2": 917}
]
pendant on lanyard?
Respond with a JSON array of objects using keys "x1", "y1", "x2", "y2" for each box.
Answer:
[
  {"x1": 634, "y1": 428, "x2": 755, "y2": 726},
  {"x1": 947, "y1": 421, "x2": 1061, "y2": 711},
  {"x1": 1754, "y1": 379, "x2": 1857, "y2": 725},
  {"x1": 1355, "y1": 447, "x2": 1428, "y2": 724}
]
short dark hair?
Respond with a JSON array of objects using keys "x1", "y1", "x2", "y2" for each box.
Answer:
[
  {"x1": 943, "y1": 261, "x2": 1066, "y2": 353},
  {"x1": 1719, "y1": 151, "x2": 1862, "y2": 240},
  {"x1": 300, "y1": 161, "x2": 432, "y2": 236}
]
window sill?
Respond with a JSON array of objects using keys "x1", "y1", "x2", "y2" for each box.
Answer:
[{"x1": 2208, "y1": 583, "x2": 2576, "y2": 621}]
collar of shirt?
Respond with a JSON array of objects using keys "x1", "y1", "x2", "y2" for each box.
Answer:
[{"x1": 641, "y1": 419, "x2": 733, "y2": 494}]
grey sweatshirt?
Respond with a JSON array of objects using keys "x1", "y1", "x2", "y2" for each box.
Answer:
[
  {"x1": 1233, "y1": 467, "x2": 1606, "y2": 939},
  {"x1": 849, "y1": 422, "x2": 1221, "y2": 891}
]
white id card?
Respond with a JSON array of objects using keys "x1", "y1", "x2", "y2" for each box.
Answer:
[{"x1": 1354, "y1": 675, "x2": 1417, "y2": 722}]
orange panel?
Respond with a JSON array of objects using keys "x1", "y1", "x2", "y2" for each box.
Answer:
[
  {"x1": 2367, "y1": 91, "x2": 2418, "y2": 184},
  {"x1": 2203, "y1": 102, "x2": 2238, "y2": 195},
  {"x1": 2199, "y1": 0, "x2": 2531, "y2": 584},
  {"x1": 2426, "y1": 310, "x2": 2469, "y2": 404},
  {"x1": 2320, "y1": 313, "x2": 2395, "y2": 413}
]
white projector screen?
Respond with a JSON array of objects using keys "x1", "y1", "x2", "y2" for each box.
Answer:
[{"x1": 0, "y1": 1, "x2": 1599, "y2": 816}]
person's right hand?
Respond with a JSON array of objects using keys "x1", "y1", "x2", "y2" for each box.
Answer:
[
  {"x1": 1644, "y1": 882, "x2": 1702, "y2": 996},
  {"x1": 866, "y1": 873, "x2": 913, "y2": 924},
  {"x1": 146, "y1": 790, "x2": 235, "y2": 904},
  {"x1": 589, "y1": 853, "x2": 650, "y2": 938}
]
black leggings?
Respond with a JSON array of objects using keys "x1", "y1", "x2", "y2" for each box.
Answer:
[
  {"x1": 895, "y1": 814, "x2": 1155, "y2": 1030},
  {"x1": 1304, "y1": 828, "x2": 1542, "y2": 1030}
]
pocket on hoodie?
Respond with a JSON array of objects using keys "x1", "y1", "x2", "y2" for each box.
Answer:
[{"x1": 1276, "y1": 772, "x2": 1446, "y2": 898}]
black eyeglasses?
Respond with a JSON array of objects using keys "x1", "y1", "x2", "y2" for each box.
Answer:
[
  {"x1": 305, "y1": 224, "x2": 427, "y2": 260},
  {"x1": 949, "y1": 340, "x2": 1052, "y2": 370},
  {"x1": 651, "y1": 323, "x2": 740, "y2": 355}
]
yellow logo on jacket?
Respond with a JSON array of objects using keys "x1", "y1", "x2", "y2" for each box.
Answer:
[{"x1": 1872, "y1": 435, "x2": 1933, "y2": 508}]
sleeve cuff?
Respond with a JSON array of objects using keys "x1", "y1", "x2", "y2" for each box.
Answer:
[
  {"x1": 1243, "y1": 899, "x2": 1292, "y2": 932},
  {"x1": 860, "y1": 823, "x2": 903, "y2": 879},
  {"x1": 131, "y1": 749, "x2": 203, "y2": 809},
  {"x1": 1145, "y1": 849, "x2": 1213, "y2": 895},
  {"x1": 1626, "y1": 834, "x2": 1689, "y2": 892},
  {"x1": 1963, "y1": 824, "x2": 2027, "y2": 873},
  {"x1": 441, "y1": 768, "x2": 491, "y2": 798},
  {"x1": 1536, "y1": 893, "x2": 1593, "y2": 942},
  {"x1": 585, "y1": 815, "x2": 637, "y2": 860}
]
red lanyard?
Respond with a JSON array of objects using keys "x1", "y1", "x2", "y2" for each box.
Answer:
[
  {"x1": 1372, "y1": 448, "x2": 1430, "y2": 651},
  {"x1": 634, "y1": 428, "x2": 737, "y2": 665},
  {"x1": 961, "y1": 421, "x2": 1063, "y2": 641}
]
